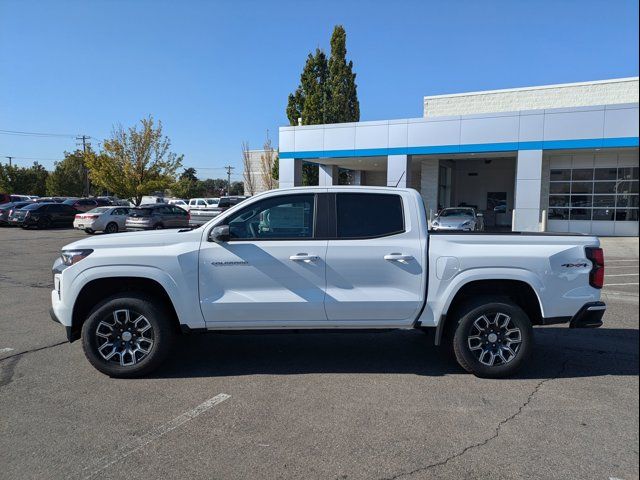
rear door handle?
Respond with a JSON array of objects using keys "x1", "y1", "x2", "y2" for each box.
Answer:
[
  {"x1": 290, "y1": 253, "x2": 319, "y2": 263},
  {"x1": 384, "y1": 253, "x2": 413, "y2": 262}
]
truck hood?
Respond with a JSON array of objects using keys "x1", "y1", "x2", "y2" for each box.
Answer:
[{"x1": 62, "y1": 228, "x2": 199, "y2": 251}]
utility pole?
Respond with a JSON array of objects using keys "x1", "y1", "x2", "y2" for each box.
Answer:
[
  {"x1": 5, "y1": 156, "x2": 13, "y2": 167},
  {"x1": 76, "y1": 135, "x2": 91, "y2": 197},
  {"x1": 225, "y1": 165, "x2": 234, "y2": 195}
]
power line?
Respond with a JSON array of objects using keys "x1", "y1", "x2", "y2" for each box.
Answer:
[{"x1": 0, "y1": 129, "x2": 80, "y2": 138}]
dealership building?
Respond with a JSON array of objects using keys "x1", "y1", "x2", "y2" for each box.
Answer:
[{"x1": 277, "y1": 77, "x2": 639, "y2": 236}]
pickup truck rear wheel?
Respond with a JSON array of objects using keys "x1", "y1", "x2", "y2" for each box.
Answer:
[
  {"x1": 452, "y1": 299, "x2": 532, "y2": 378},
  {"x1": 81, "y1": 293, "x2": 175, "y2": 378}
]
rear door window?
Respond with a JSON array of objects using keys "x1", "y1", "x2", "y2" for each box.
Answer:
[{"x1": 336, "y1": 193, "x2": 404, "y2": 239}]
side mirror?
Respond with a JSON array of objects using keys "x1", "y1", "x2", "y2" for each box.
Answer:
[{"x1": 209, "y1": 225, "x2": 230, "y2": 242}]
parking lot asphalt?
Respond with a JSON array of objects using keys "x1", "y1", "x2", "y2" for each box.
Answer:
[{"x1": 0, "y1": 227, "x2": 638, "y2": 480}]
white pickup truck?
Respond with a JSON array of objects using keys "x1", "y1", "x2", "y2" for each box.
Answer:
[{"x1": 50, "y1": 187, "x2": 606, "y2": 378}]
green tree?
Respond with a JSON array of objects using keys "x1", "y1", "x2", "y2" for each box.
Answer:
[
  {"x1": 87, "y1": 116, "x2": 183, "y2": 206},
  {"x1": 229, "y1": 181, "x2": 244, "y2": 196},
  {"x1": 45, "y1": 150, "x2": 88, "y2": 196},
  {"x1": 326, "y1": 25, "x2": 360, "y2": 123},
  {"x1": 286, "y1": 49, "x2": 329, "y2": 126},
  {"x1": 285, "y1": 26, "x2": 359, "y2": 185},
  {"x1": 180, "y1": 167, "x2": 198, "y2": 182},
  {"x1": 0, "y1": 162, "x2": 48, "y2": 196}
]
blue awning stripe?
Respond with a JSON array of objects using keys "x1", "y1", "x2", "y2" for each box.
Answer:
[{"x1": 279, "y1": 136, "x2": 639, "y2": 159}]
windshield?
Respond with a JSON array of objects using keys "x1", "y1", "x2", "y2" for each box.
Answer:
[
  {"x1": 129, "y1": 208, "x2": 152, "y2": 217},
  {"x1": 206, "y1": 198, "x2": 219, "y2": 205},
  {"x1": 86, "y1": 207, "x2": 111, "y2": 214},
  {"x1": 62, "y1": 198, "x2": 78, "y2": 205},
  {"x1": 439, "y1": 208, "x2": 474, "y2": 218}
]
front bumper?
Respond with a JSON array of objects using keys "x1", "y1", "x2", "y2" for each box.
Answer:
[
  {"x1": 49, "y1": 307, "x2": 75, "y2": 342},
  {"x1": 569, "y1": 301, "x2": 606, "y2": 328}
]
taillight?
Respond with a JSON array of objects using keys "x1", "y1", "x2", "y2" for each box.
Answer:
[{"x1": 586, "y1": 247, "x2": 605, "y2": 289}]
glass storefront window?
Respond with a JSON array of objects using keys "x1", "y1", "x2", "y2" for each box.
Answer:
[
  {"x1": 592, "y1": 195, "x2": 616, "y2": 207},
  {"x1": 592, "y1": 209, "x2": 615, "y2": 221},
  {"x1": 570, "y1": 209, "x2": 592, "y2": 220},
  {"x1": 550, "y1": 169, "x2": 571, "y2": 181},
  {"x1": 595, "y1": 168, "x2": 618, "y2": 180},
  {"x1": 572, "y1": 169, "x2": 594, "y2": 181},
  {"x1": 570, "y1": 195, "x2": 592, "y2": 207},
  {"x1": 571, "y1": 182, "x2": 593, "y2": 194},
  {"x1": 593, "y1": 182, "x2": 616, "y2": 194},
  {"x1": 550, "y1": 183, "x2": 570, "y2": 194},
  {"x1": 549, "y1": 195, "x2": 570, "y2": 207},
  {"x1": 548, "y1": 165, "x2": 640, "y2": 223}
]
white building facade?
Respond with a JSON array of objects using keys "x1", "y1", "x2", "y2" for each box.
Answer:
[{"x1": 278, "y1": 78, "x2": 639, "y2": 236}]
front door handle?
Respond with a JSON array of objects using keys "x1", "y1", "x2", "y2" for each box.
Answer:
[
  {"x1": 290, "y1": 253, "x2": 319, "y2": 263},
  {"x1": 384, "y1": 253, "x2": 413, "y2": 262}
]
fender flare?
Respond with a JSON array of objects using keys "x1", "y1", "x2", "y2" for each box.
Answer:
[
  {"x1": 74, "y1": 264, "x2": 205, "y2": 330},
  {"x1": 431, "y1": 268, "x2": 545, "y2": 345}
]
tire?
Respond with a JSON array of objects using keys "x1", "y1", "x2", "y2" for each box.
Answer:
[
  {"x1": 153, "y1": 223, "x2": 163, "y2": 230},
  {"x1": 105, "y1": 222, "x2": 118, "y2": 234},
  {"x1": 452, "y1": 298, "x2": 533, "y2": 378},
  {"x1": 81, "y1": 293, "x2": 176, "y2": 378},
  {"x1": 85, "y1": 229, "x2": 95, "y2": 234},
  {"x1": 38, "y1": 217, "x2": 52, "y2": 229}
]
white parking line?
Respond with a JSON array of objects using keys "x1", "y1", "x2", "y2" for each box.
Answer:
[
  {"x1": 606, "y1": 266, "x2": 640, "y2": 269},
  {"x1": 605, "y1": 283, "x2": 639, "y2": 286},
  {"x1": 0, "y1": 348, "x2": 14, "y2": 354},
  {"x1": 606, "y1": 260, "x2": 640, "y2": 264},
  {"x1": 81, "y1": 393, "x2": 230, "y2": 479},
  {"x1": 606, "y1": 273, "x2": 640, "y2": 277}
]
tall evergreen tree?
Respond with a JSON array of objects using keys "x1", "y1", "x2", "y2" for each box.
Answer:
[
  {"x1": 285, "y1": 26, "x2": 359, "y2": 185},
  {"x1": 286, "y1": 49, "x2": 329, "y2": 126},
  {"x1": 327, "y1": 25, "x2": 360, "y2": 123}
]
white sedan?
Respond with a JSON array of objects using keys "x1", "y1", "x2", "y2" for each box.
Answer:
[{"x1": 73, "y1": 206, "x2": 131, "y2": 234}]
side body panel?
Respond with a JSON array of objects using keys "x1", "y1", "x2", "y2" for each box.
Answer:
[{"x1": 417, "y1": 234, "x2": 603, "y2": 327}]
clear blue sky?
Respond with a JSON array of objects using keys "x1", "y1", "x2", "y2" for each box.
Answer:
[{"x1": 1, "y1": 0, "x2": 638, "y2": 179}]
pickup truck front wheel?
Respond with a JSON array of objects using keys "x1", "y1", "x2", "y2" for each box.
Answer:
[
  {"x1": 81, "y1": 293, "x2": 175, "y2": 378},
  {"x1": 452, "y1": 300, "x2": 533, "y2": 378}
]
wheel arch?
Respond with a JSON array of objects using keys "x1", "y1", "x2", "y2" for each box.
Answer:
[
  {"x1": 70, "y1": 276, "x2": 182, "y2": 342},
  {"x1": 434, "y1": 278, "x2": 544, "y2": 346}
]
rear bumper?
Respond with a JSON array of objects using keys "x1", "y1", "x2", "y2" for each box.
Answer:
[{"x1": 569, "y1": 301, "x2": 606, "y2": 329}]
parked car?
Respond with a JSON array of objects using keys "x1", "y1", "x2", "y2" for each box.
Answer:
[
  {"x1": 431, "y1": 207, "x2": 484, "y2": 231},
  {"x1": 186, "y1": 198, "x2": 209, "y2": 211},
  {"x1": 36, "y1": 196, "x2": 67, "y2": 203},
  {"x1": 0, "y1": 201, "x2": 33, "y2": 225},
  {"x1": 62, "y1": 198, "x2": 99, "y2": 212},
  {"x1": 167, "y1": 199, "x2": 189, "y2": 210},
  {"x1": 125, "y1": 204, "x2": 190, "y2": 230},
  {"x1": 140, "y1": 195, "x2": 167, "y2": 205},
  {"x1": 51, "y1": 187, "x2": 606, "y2": 378},
  {"x1": 189, "y1": 196, "x2": 247, "y2": 226},
  {"x1": 1, "y1": 193, "x2": 34, "y2": 203},
  {"x1": 94, "y1": 197, "x2": 113, "y2": 206},
  {"x1": 10, "y1": 202, "x2": 78, "y2": 228},
  {"x1": 74, "y1": 206, "x2": 131, "y2": 234}
]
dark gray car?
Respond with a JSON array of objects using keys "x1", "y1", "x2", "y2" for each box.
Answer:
[
  {"x1": 125, "y1": 204, "x2": 190, "y2": 230},
  {"x1": 0, "y1": 201, "x2": 33, "y2": 225}
]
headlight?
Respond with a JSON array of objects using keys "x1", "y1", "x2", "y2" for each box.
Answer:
[
  {"x1": 461, "y1": 220, "x2": 472, "y2": 227},
  {"x1": 61, "y1": 249, "x2": 93, "y2": 266}
]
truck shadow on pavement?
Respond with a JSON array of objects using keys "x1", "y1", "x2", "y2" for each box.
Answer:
[{"x1": 153, "y1": 327, "x2": 639, "y2": 380}]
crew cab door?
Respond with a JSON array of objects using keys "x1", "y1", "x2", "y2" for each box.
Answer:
[
  {"x1": 198, "y1": 192, "x2": 328, "y2": 326},
  {"x1": 324, "y1": 191, "x2": 426, "y2": 325}
]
